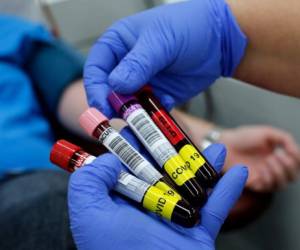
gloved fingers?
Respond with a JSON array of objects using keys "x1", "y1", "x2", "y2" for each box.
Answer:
[
  {"x1": 111, "y1": 192, "x2": 131, "y2": 206},
  {"x1": 150, "y1": 74, "x2": 212, "y2": 110},
  {"x1": 154, "y1": 144, "x2": 227, "y2": 237},
  {"x1": 108, "y1": 25, "x2": 175, "y2": 95},
  {"x1": 68, "y1": 153, "x2": 122, "y2": 217},
  {"x1": 84, "y1": 31, "x2": 129, "y2": 118},
  {"x1": 202, "y1": 143, "x2": 227, "y2": 173},
  {"x1": 151, "y1": 84, "x2": 176, "y2": 111},
  {"x1": 199, "y1": 165, "x2": 248, "y2": 239}
]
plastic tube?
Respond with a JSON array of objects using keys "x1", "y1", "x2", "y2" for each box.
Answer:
[
  {"x1": 108, "y1": 92, "x2": 207, "y2": 207},
  {"x1": 136, "y1": 86, "x2": 219, "y2": 188},
  {"x1": 79, "y1": 108, "x2": 181, "y2": 200},
  {"x1": 50, "y1": 139, "x2": 199, "y2": 227}
]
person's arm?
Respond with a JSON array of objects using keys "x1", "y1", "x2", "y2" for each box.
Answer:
[
  {"x1": 172, "y1": 109, "x2": 300, "y2": 228},
  {"x1": 57, "y1": 79, "x2": 89, "y2": 136},
  {"x1": 172, "y1": 109, "x2": 300, "y2": 192},
  {"x1": 68, "y1": 138, "x2": 248, "y2": 249},
  {"x1": 227, "y1": 0, "x2": 300, "y2": 97},
  {"x1": 57, "y1": 80, "x2": 126, "y2": 136},
  {"x1": 24, "y1": 37, "x2": 125, "y2": 136}
]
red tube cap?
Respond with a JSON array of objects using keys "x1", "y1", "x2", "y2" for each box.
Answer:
[{"x1": 50, "y1": 140, "x2": 81, "y2": 171}]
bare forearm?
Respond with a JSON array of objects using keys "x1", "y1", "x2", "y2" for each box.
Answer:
[
  {"x1": 58, "y1": 80, "x2": 126, "y2": 136},
  {"x1": 227, "y1": 0, "x2": 300, "y2": 97},
  {"x1": 57, "y1": 80, "x2": 89, "y2": 136}
]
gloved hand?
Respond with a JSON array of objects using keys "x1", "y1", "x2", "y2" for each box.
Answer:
[
  {"x1": 68, "y1": 129, "x2": 248, "y2": 250},
  {"x1": 84, "y1": 0, "x2": 247, "y2": 117}
]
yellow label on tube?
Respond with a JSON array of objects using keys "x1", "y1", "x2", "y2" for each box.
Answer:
[
  {"x1": 163, "y1": 155, "x2": 195, "y2": 186},
  {"x1": 154, "y1": 181, "x2": 182, "y2": 199},
  {"x1": 142, "y1": 186, "x2": 180, "y2": 220},
  {"x1": 179, "y1": 144, "x2": 206, "y2": 174}
]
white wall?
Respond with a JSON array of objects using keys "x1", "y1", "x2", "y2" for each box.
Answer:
[{"x1": 42, "y1": 0, "x2": 151, "y2": 53}]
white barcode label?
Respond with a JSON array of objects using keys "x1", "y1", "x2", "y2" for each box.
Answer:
[
  {"x1": 115, "y1": 171, "x2": 150, "y2": 203},
  {"x1": 130, "y1": 113, "x2": 161, "y2": 147},
  {"x1": 108, "y1": 136, "x2": 144, "y2": 171},
  {"x1": 100, "y1": 127, "x2": 162, "y2": 184},
  {"x1": 151, "y1": 142, "x2": 176, "y2": 166},
  {"x1": 126, "y1": 109, "x2": 177, "y2": 167}
]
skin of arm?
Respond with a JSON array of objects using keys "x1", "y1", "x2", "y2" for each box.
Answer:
[
  {"x1": 57, "y1": 79, "x2": 88, "y2": 136},
  {"x1": 226, "y1": 0, "x2": 300, "y2": 97},
  {"x1": 172, "y1": 109, "x2": 300, "y2": 192},
  {"x1": 57, "y1": 80, "x2": 126, "y2": 136},
  {"x1": 172, "y1": 109, "x2": 300, "y2": 226}
]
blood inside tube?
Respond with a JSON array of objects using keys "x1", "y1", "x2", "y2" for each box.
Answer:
[
  {"x1": 79, "y1": 108, "x2": 183, "y2": 200},
  {"x1": 108, "y1": 92, "x2": 207, "y2": 207},
  {"x1": 151, "y1": 109, "x2": 184, "y2": 145},
  {"x1": 136, "y1": 87, "x2": 219, "y2": 188},
  {"x1": 50, "y1": 140, "x2": 199, "y2": 227}
]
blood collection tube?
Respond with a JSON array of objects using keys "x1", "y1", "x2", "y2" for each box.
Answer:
[
  {"x1": 108, "y1": 92, "x2": 207, "y2": 207},
  {"x1": 50, "y1": 140, "x2": 199, "y2": 227},
  {"x1": 136, "y1": 86, "x2": 219, "y2": 188},
  {"x1": 79, "y1": 108, "x2": 181, "y2": 200}
]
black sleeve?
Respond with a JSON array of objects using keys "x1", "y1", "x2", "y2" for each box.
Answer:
[{"x1": 26, "y1": 39, "x2": 85, "y2": 114}]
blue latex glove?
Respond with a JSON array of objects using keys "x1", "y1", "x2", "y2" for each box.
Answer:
[
  {"x1": 68, "y1": 129, "x2": 248, "y2": 250},
  {"x1": 84, "y1": 0, "x2": 247, "y2": 117}
]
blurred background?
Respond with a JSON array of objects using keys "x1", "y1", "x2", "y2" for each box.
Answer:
[{"x1": 1, "y1": 0, "x2": 300, "y2": 249}]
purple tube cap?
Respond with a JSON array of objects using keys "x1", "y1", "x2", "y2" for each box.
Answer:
[{"x1": 108, "y1": 91, "x2": 137, "y2": 114}]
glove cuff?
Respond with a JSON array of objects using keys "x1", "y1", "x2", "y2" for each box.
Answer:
[{"x1": 211, "y1": 0, "x2": 248, "y2": 77}]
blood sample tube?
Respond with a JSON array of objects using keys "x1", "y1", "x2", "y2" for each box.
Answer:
[
  {"x1": 136, "y1": 86, "x2": 219, "y2": 188},
  {"x1": 79, "y1": 108, "x2": 181, "y2": 200},
  {"x1": 50, "y1": 140, "x2": 199, "y2": 227},
  {"x1": 108, "y1": 92, "x2": 207, "y2": 207}
]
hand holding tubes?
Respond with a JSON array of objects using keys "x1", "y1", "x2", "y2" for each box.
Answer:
[
  {"x1": 67, "y1": 139, "x2": 248, "y2": 250},
  {"x1": 84, "y1": 0, "x2": 247, "y2": 117},
  {"x1": 50, "y1": 105, "x2": 248, "y2": 249},
  {"x1": 50, "y1": 140, "x2": 198, "y2": 227}
]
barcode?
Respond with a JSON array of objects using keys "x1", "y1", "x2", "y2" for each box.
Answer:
[
  {"x1": 127, "y1": 178, "x2": 144, "y2": 192},
  {"x1": 153, "y1": 143, "x2": 176, "y2": 166},
  {"x1": 131, "y1": 113, "x2": 161, "y2": 147},
  {"x1": 116, "y1": 171, "x2": 149, "y2": 203},
  {"x1": 109, "y1": 136, "x2": 143, "y2": 171},
  {"x1": 119, "y1": 171, "x2": 130, "y2": 182}
]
